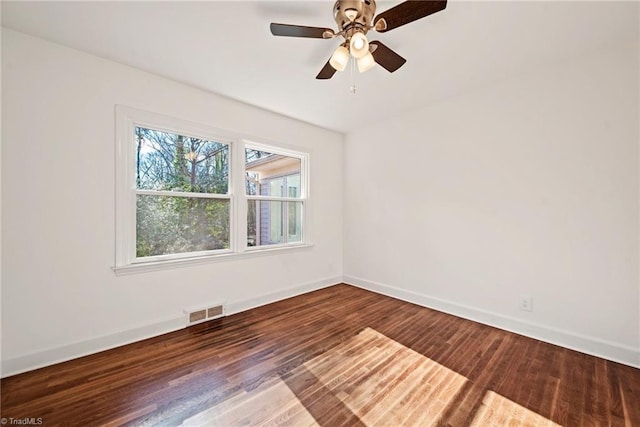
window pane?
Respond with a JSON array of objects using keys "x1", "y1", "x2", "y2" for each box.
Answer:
[
  {"x1": 135, "y1": 127, "x2": 228, "y2": 194},
  {"x1": 245, "y1": 148, "x2": 301, "y2": 197},
  {"x1": 288, "y1": 200, "x2": 302, "y2": 242},
  {"x1": 247, "y1": 200, "x2": 303, "y2": 247},
  {"x1": 287, "y1": 174, "x2": 300, "y2": 198},
  {"x1": 269, "y1": 177, "x2": 285, "y2": 197},
  {"x1": 136, "y1": 195, "x2": 229, "y2": 257}
]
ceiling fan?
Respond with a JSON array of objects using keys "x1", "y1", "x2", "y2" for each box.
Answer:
[{"x1": 270, "y1": 0, "x2": 447, "y2": 79}]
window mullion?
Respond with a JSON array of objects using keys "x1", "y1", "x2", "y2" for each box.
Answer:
[
  {"x1": 246, "y1": 195, "x2": 305, "y2": 202},
  {"x1": 232, "y1": 139, "x2": 248, "y2": 252},
  {"x1": 135, "y1": 189, "x2": 230, "y2": 199}
]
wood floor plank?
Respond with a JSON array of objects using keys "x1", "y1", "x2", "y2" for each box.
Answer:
[{"x1": 1, "y1": 284, "x2": 639, "y2": 426}]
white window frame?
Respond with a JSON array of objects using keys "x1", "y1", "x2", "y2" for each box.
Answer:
[{"x1": 114, "y1": 106, "x2": 310, "y2": 275}]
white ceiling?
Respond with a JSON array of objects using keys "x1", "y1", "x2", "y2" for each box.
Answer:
[{"x1": 2, "y1": 1, "x2": 638, "y2": 133}]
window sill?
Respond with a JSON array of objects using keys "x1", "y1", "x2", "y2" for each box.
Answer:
[{"x1": 113, "y1": 243, "x2": 313, "y2": 276}]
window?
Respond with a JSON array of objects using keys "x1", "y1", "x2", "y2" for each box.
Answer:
[
  {"x1": 245, "y1": 146, "x2": 305, "y2": 247},
  {"x1": 134, "y1": 127, "x2": 230, "y2": 257},
  {"x1": 115, "y1": 106, "x2": 309, "y2": 273}
]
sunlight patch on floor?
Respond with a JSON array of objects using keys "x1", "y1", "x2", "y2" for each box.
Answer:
[
  {"x1": 181, "y1": 378, "x2": 317, "y2": 426},
  {"x1": 181, "y1": 328, "x2": 557, "y2": 426},
  {"x1": 470, "y1": 390, "x2": 561, "y2": 427},
  {"x1": 303, "y1": 327, "x2": 468, "y2": 425}
]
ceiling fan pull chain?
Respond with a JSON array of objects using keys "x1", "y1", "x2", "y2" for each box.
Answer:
[{"x1": 349, "y1": 57, "x2": 357, "y2": 94}]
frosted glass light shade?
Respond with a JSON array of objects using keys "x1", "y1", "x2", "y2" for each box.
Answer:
[
  {"x1": 357, "y1": 52, "x2": 375, "y2": 73},
  {"x1": 349, "y1": 32, "x2": 369, "y2": 59},
  {"x1": 329, "y1": 45, "x2": 349, "y2": 71}
]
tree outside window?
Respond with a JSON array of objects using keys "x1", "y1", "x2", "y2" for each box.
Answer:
[{"x1": 135, "y1": 127, "x2": 230, "y2": 257}]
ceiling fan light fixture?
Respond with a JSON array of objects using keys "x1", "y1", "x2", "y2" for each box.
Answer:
[
  {"x1": 329, "y1": 45, "x2": 350, "y2": 71},
  {"x1": 349, "y1": 32, "x2": 369, "y2": 59},
  {"x1": 357, "y1": 51, "x2": 375, "y2": 73},
  {"x1": 270, "y1": 0, "x2": 449, "y2": 80}
]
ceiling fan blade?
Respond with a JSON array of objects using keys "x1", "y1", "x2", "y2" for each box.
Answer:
[
  {"x1": 316, "y1": 60, "x2": 337, "y2": 80},
  {"x1": 374, "y1": 0, "x2": 447, "y2": 33},
  {"x1": 370, "y1": 41, "x2": 406, "y2": 73},
  {"x1": 270, "y1": 23, "x2": 335, "y2": 39}
]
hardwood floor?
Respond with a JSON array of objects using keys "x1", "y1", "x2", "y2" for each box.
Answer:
[{"x1": 1, "y1": 284, "x2": 639, "y2": 426}]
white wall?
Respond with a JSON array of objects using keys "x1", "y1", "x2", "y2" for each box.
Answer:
[
  {"x1": 2, "y1": 27, "x2": 639, "y2": 376},
  {"x1": 344, "y1": 41, "x2": 640, "y2": 367},
  {"x1": 1, "y1": 29, "x2": 343, "y2": 376}
]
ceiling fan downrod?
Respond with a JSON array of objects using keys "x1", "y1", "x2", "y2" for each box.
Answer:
[{"x1": 333, "y1": 0, "x2": 377, "y2": 34}]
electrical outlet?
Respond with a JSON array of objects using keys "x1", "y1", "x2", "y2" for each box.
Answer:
[{"x1": 519, "y1": 295, "x2": 533, "y2": 312}]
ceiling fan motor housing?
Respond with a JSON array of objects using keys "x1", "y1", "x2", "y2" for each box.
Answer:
[{"x1": 333, "y1": 0, "x2": 376, "y2": 33}]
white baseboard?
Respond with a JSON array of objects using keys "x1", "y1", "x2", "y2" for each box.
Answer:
[
  {"x1": 225, "y1": 276, "x2": 340, "y2": 315},
  {"x1": 1, "y1": 315, "x2": 186, "y2": 378},
  {"x1": 343, "y1": 275, "x2": 640, "y2": 369},
  {"x1": 6, "y1": 275, "x2": 634, "y2": 377},
  {"x1": 1, "y1": 276, "x2": 342, "y2": 378}
]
